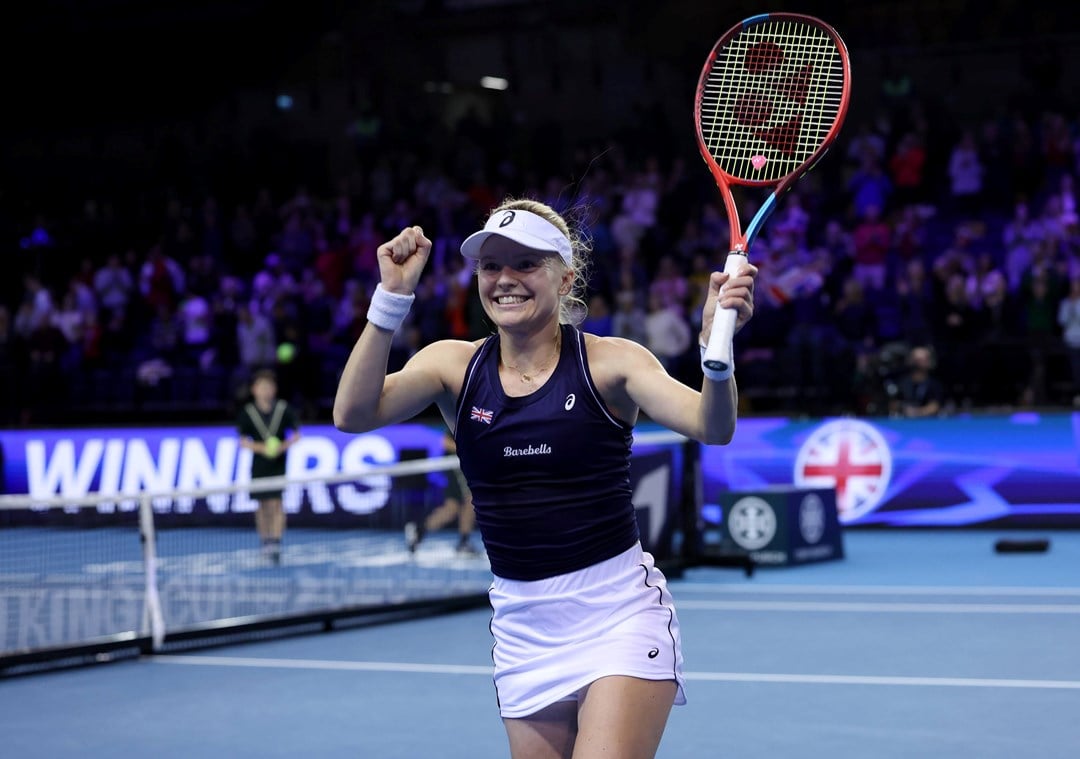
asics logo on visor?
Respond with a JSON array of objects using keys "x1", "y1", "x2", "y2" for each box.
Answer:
[{"x1": 499, "y1": 211, "x2": 516, "y2": 227}]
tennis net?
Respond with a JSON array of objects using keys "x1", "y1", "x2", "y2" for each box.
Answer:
[{"x1": 0, "y1": 428, "x2": 694, "y2": 674}]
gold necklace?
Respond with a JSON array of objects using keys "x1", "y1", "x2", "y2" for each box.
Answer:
[{"x1": 502, "y1": 328, "x2": 562, "y2": 383}]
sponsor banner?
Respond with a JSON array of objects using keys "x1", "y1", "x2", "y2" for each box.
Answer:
[
  {"x1": 630, "y1": 449, "x2": 681, "y2": 560},
  {"x1": 0, "y1": 426, "x2": 686, "y2": 540},
  {"x1": 0, "y1": 424, "x2": 448, "y2": 526},
  {"x1": 714, "y1": 487, "x2": 844, "y2": 566},
  {"x1": 701, "y1": 413, "x2": 1080, "y2": 527}
]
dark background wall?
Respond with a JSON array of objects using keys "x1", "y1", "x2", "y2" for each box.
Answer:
[{"x1": 5, "y1": 1, "x2": 1076, "y2": 210}]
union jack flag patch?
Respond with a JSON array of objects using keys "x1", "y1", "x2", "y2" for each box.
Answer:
[{"x1": 470, "y1": 406, "x2": 494, "y2": 424}]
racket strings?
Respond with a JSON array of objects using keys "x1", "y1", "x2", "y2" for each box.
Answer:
[{"x1": 699, "y1": 20, "x2": 845, "y2": 182}]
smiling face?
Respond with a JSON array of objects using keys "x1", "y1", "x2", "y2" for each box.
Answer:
[{"x1": 476, "y1": 237, "x2": 572, "y2": 332}]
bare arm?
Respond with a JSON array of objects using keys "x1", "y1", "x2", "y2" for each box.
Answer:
[
  {"x1": 594, "y1": 262, "x2": 756, "y2": 445},
  {"x1": 333, "y1": 226, "x2": 459, "y2": 432}
]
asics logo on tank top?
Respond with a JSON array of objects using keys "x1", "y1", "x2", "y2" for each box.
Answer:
[{"x1": 564, "y1": 394, "x2": 576, "y2": 411}]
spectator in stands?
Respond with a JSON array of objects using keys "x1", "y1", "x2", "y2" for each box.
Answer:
[
  {"x1": 251, "y1": 254, "x2": 297, "y2": 317},
  {"x1": 93, "y1": 252, "x2": 135, "y2": 320},
  {"x1": 932, "y1": 223, "x2": 979, "y2": 293},
  {"x1": 236, "y1": 302, "x2": 276, "y2": 374},
  {"x1": 833, "y1": 275, "x2": 878, "y2": 360},
  {"x1": 51, "y1": 290, "x2": 88, "y2": 373},
  {"x1": 617, "y1": 162, "x2": 662, "y2": 243},
  {"x1": 178, "y1": 289, "x2": 213, "y2": 366},
  {"x1": 581, "y1": 292, "x2": 614, "y2": 337},
  {"x1": 20, "y1": 274, "x2": 55, "y2": 333},
  {"x1": 819, "y1": 218, "x2": 855, "y2": 304},
  {"x1": 1018, "y1": 265, "x2": 1067, "y2": 406},
  {"x1": 974, "y1": 270, "x2": 1022, "y2": 405},
  {"x1": 891, "y1": 204, "x2": 929, "y2": 265},
  {"x1": 208, "y1": 276, "x2": 242, "y2": 372},
  {"x1": 845, "y1": 120, "x2": 887, "y2": 168},
  {"x1": 611, "y1": 286, "x2": 648, "y2": 346},
  {"x1": 349, "y1": 211, "x2": 383, "y2": 286},
  {"x1": 895, "y1": 257, "x2": 935, "y2": 347},
  {"x1": 933, "y1": 272, "x2": 980, "y2": 406},
  {"x1": 10, "y1": 54, "x2": 1080, "y2": 426},
  {"x1": 888, "y1": 130, "x2": 928, "y2": 208},
  {"x1": 644, "y1": 289, "x2": 693, "y2": 378},
  {"x1": 138, "y1": 244, "x2": 185, "y2": 314},
  {"x1": 947, "y1": 128, "x2": 986, "y2": 220},
  {"x1": 144, "y1": 302, "x2": 182, "y2": 364},
  {"x1": 850, "y1": 203, "x2": 892, "y2": 292},
  {"x1": 22, "y1": 300, "x2": 66, "y2": 424},
  {"x1": 888, "y1": 345, "x2": 945, "y2": 418},
  {"x1": 686, "y1": 252, "x2": 716, "y2": 335},
  {"x1": 962, "y1": 251, "x2": 1002, "y2": 311},
  {"x1": 1059, "y1": 275, "x2": 1080, "y2": 406},
  {"x1": 846, "y1": 147, "x2": 893, "y2": 221},
  {"x1": 648, "y1": 254, "x2": 689, "y2": 310},
  {"x1": 1003, "y1": 199, "x2": 1044, "y2": 291},
  {"x1": 784, "y1": 249, "x2": 834, "y2": 395}
]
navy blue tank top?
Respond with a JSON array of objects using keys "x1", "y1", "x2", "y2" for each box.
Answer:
[{"x1": 454, "y1": 324, "x2": 638, "y2": 581}]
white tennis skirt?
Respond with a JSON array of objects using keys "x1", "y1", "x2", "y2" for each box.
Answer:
[{"x1": 489, "y1": 541, "x2": 686, "y2": 719}]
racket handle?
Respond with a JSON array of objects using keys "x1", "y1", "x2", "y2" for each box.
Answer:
[{"x1": 701, "y1": 252, "x2": 746, "y2": 378}]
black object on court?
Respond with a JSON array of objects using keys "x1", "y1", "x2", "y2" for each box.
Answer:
[{"x1": 993, "y1": 538, "x2": 1051, "y2": 554}]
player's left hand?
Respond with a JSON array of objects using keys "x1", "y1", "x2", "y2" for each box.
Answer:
[{"x1": 700, "y1": 262, "x2": 757, "y2": 343}]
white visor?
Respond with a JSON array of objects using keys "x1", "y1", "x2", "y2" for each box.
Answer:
[{"x1": 460, "y1": 209, "x2": 572, "y2": 265}]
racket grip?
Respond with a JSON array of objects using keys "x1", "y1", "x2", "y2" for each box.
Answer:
[{"x1": 701, "y1": 253, "x2": 746, "y2": 379}]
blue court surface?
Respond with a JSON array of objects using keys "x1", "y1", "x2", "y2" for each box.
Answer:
[{"x1": 2, "y1": 529, "x2": 1079, "y2": 758}]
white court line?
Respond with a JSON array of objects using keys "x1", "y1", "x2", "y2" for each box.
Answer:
[
  {"x1": 151, "y1": 655, "x2": 491, "y2": 675},
  {"x1": 677, "y1": 600, "x2": 1080, "y2": 613},
  {"x1": 676, "y1": 583, "x2": 1080, "y2": 597},
  {"x1": 684, "y1": 672, "x2": 1080, "y2": 690},
  {"x1": 149, "y1": 655, "x2": 1080, "y2": 690}
]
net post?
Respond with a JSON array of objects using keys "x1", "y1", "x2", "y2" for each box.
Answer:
[
  {"x1": 139, "y1": 493, "x2": 166, "y2": 652},
  {"x1": 679, "y1": 437, "x2": 703, "y2": 567}
]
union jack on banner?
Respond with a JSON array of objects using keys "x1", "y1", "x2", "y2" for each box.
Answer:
[
  {"x1": 470, "y1": 406, "x2": 494, "y2": 424},
  {"x1": 794, "y1": 419, "x2": 892, "y2": 524}
]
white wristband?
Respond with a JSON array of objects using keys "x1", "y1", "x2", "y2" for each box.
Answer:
[
  {"x1": 367, "y1": 284, "x2": 415, "y2": 331},
  {"x1": 700, "y1": 342, "x2": 733, "y2": 382}
]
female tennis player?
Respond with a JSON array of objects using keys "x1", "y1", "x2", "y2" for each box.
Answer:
[{"x1": 333, "y1": 198, "x2": 757, "y2": 759}]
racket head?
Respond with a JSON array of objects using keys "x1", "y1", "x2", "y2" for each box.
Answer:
[{"x1": 695, "y1": 13, "x2": 851, "y2": 192}]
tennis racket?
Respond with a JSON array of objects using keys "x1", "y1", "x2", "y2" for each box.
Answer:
[{"x1": 695, "y1": 12, "x2": 851, "y2": 372}]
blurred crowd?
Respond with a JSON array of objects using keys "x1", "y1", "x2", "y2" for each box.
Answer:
[{"x1": 4, "y1": 88, "x2": 1080, "y2": 428}]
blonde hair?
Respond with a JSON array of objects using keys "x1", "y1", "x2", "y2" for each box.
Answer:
[{"x1": 486, "y1": 197, "x2": 593, "y2": 326}]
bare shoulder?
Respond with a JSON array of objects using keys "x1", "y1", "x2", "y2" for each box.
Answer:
[
  {"x1": 408, "y1": 338, "x2": 485, "y2": 395},
  {"x1": 582, "y1": 333, "x2": 662, "y2": 395},
  {"x1": 583, "y1": 333, "x2": 658, "y2": 370}
]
